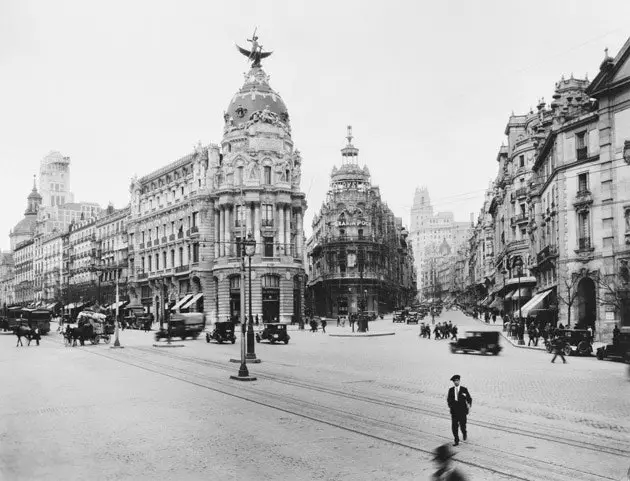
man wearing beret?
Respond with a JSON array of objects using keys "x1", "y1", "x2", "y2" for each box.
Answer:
[{"x1": 447, "y1": 374, "x2": 472, "y2": 446}]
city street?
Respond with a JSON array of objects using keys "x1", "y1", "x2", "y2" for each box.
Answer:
[{"x1": 1, "y1": 310, "x2": 628, "y2": 481}]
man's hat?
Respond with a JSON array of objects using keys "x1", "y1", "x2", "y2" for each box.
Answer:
[
  {"x1": 433, "y1": 443, "x2": 454, "y2": 462},
  {"x1": 450, "y1": 374, "x2": 461, "y2": 381}
]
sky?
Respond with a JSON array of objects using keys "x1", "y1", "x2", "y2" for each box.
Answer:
[{"x1": 1, "y1": 0, "x2": 629, "y2": 252}]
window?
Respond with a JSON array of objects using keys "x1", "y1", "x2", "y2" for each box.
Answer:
[
  {"x1": 576, "y1": 131, "x2": 587, "y2": 160},
  {"x1": 192, "y1": 212, "x2": 198, "y2": 227},
  {"x1": 230, "y1": 276, "x2": 240, "y2": 290},
  {"x1": 578, "y1": 211, "x2": 590, "y2": 247},
  {"x1": 358, "y1": 229, "x2": 364, "y2": 239},
  {"x1": 236, "y1": 166, "x2": 244, "y2": 185},
  {"x1": 519, "y1": 155, "x2": 524, "y2": 168},
  {"x1": 578, "y1": 173, "x2": 589, "y2": 193},
  {"x1": 192, "y1": 243, "x2": 199, "y2": 263},
  {"x1": 262, "y1": 275, "x2": 279, "y2": 288},
  {"x1": 614, "y1": 108, "x2": 630, "y2": 148},
  {"x1": 264, "y1": 236, "x2": 274, "y2": 257},
  {"x1": 601, "y1": 180, "x2": 613, "y2": 200},
  {"x1": 148, "y1": 256, "x2": 152, "y2": 271},
  {"x1": 155, "y1": 254, "x2": 159, "y2": 270},
  {"x1": 235, "y1": 206, "x2": 245, "y2": 227},
  {"x1": 262, "y1": 204, "x2": 273, "y2": 226},
  {"x1": 264, "y1": 166, "x2": 272, "y2": 184},
  {"x1": 603, "y1": 237, "x2": 614, "y2": 249},
  {"x1": 179, "y1": 247, "x2": 184, "y2": 266}
]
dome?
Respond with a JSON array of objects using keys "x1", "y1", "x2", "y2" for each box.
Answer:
[
  {"x1": 225, "y1": 67, "x2": 290, "y2": 130},
  {"x1": 12, "y1": 215, "x2": 36, "y2": 236}
]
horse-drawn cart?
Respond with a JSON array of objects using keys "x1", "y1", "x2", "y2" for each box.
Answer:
[{"x1": 68, "y1": 310, "x2": 110, "y2": 345}]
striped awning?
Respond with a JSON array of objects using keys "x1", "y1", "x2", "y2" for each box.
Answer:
[
  {"x1": 171, "y1": 294, "x2": 193, "y2": 312},
  {"x1": 520, "y1": 290, "x2": 553, "y2": 318},
  {"x1": 180, "y1": 293, "x2": 203, "y2": 310}
]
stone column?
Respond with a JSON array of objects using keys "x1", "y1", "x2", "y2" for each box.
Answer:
[
  {"x1": 225, "y1": 206, "x2": 231, "y2": 257},
  {"x1": 277, "y1": 204, "x2": 285, "y2": 255},
  {"x1": 284, "y1": 206, "x2": 291, "y2": 256},
  {"x1": 219, "y1": 207, "x2": 225, "y2": 257},
  {"x1": 254, "y1": 204, "x2": 261, "y2": 255},
  {"x1": 214, "y1": 208, "x2": 220, "y2": 259},
  {"x1": 246, "y1": 202, "x2": 252, "y2": 237},
  {"x1": 296, "y1": 210, "x2": 303, "y2": 258}
]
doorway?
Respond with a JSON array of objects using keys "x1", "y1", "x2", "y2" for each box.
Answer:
[
  {"x1": 577, "y1": 277, "x2": 596, "y2": 329},
  {"x1": 262, "y1": 289, "x2": 279, "y2": 322}
]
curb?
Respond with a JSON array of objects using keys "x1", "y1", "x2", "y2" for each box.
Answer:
[
  {"x1": 498, "y1": 331, "x2": 545, "y2": 351},
  {"x1": 328, "y1": 332, "x2": 395, "y2": 338}
]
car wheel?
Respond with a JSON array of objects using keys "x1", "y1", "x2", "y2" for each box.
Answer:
[
  {"x1": 563, "y1": 345, "x2": 572, "y2": 357},
  {"x1": 231, "y1": 339, "x2": 236, "y2": 344},
  {"x1": 450, "y1": 347, "x2": 456, "y2": 354},
  {"x1": 596, "y1": 349, "x2": 604, "y2": 360},
  {"x1": 270, "y1": 339, "x2": 276, "y2": 344},
  {"x1": 577, "y1": 340, "x2": 590, "y2": 356},
  {"x1": 284, "y1": 340, "x2": 289, "y2": 344},
  {"x1": 480, "y1": 347, "x2": 487, "y2": 355},
  {"x1": 181, "y1": 336, "x2": 186, "y2": 341}
]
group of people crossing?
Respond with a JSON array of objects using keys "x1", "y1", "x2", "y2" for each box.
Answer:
[{"x1": 420, "y1": 321, "x2": 458, "y2": 340}]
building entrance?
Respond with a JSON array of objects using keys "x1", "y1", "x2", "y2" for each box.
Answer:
[
  {"x1": 577, "y1": 277, "x2": 596, "y2": 329},
  {"x1": 262, "y1": 289, "x2": 279, "y2": 322}
]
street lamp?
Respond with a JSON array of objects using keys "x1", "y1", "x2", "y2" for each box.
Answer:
[
  {"x1": 512, "y1": 256, "x2": 524, "y2": 345},
  {"x1": 231, "y1": 234, "x2": 257, "y2": 381},
  {"x1": 244, "y1": 232, "x2": 259, "y2": 363}
]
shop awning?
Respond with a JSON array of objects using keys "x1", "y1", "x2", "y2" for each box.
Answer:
[
  {"x1": 520, "y1": 289, "x2": 553, "y2": 318},
  {"x1": 66, "y1": 302, "x2": 84, "y2": 310},
  {"x1": 109, "y1": 300, "x2": 128, "y2": 310},
  {"x1": 511, "y1": 287, "x2": 532, "y2": 300},
  {"x1": 504, "y1": 290, "x2": 515, "y2": 301},
  {"x1": 171, "y1": 294, "x2": 193, "y2": 312},
  {"x1": 180, "y1": 293, "x2": 203, "y2": 310}
]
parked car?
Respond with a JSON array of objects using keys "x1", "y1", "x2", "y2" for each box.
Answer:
[
  {"x1": 549, "y1": 329, "x2": 592, "y2": 356},
  {"x1": 406, "y1": 311, "x2": 419, "y2": 324},
  {"x1": 256, "y1": 323, "x2": 290, "y2": 344},
  {"x1": 450, "y1": 331, "x2": 502, "y2": 355},
  {"x1": 596, "y1": 331, "x2": 630, "y2": 362},
  {"x1": 155, "y1": 313, "x2": 205, "y2": 341},
  {"x1": 206, "y1": 321, "x2": 236, "y2": 344}
]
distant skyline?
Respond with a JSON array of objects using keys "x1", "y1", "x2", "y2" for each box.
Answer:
[{"x1": 1, "y1": 1, "x2": 629, "y2": 251}]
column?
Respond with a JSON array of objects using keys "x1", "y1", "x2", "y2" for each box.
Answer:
[
  {"x1": 277, "y1": 204, "x2": 285, "y2": 255},
  {"x1": 225, "y1": 206, "x2": 232, "y2": 257},
  {"x1": 219, "y1": 207, "x2": 225, "y2": 257},
  {"x1": 296, "y1": 210, "x2": 303, "y2": 258},
  {"x1": 246, "y1": 202, "x2": 252, "y2": 237},
  {"x1": 214, "y1": 209, "x2": 220, "y2": 259},
  {"x1": 284, "y1": 206, "x2": 291, "y2": 256},
  {"x1": 254, "y1": 204, "x2": 261, "y2": 255}
]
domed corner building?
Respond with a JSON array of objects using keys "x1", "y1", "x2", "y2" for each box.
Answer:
[
  {"x1": 212, "y1": 44, "x2": 307, "y2": 324},
  {"x1": 126, "y1": 38, "x2": 307, "y2": 325},
  {"x1": 306, "y1": 128, "x2": 417, "y2": 318}
]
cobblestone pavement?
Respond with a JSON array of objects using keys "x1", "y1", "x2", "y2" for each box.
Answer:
[{"x1": 0, "y1": 310, "x2": 628, "y2": 481}]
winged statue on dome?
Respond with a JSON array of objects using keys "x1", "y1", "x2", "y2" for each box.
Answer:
[{"x1": 236, "y1": 28, "x2": 273, "y2": 68}]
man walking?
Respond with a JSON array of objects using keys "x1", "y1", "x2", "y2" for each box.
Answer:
[
  {"x1": 432, "y1": 444, "x2": 469, "y2": 480},
  {"x1": 321, "y1": 318, "x2": 327, "y2": 333},
  {"x1": 551, "y1": 336, "x2": 568, "y2": 364},
  {"x1": 447, "y1": 375, "x2": 472, "y2": 446}
]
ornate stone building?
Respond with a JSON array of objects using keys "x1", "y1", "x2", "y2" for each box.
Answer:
[
  {"x1": 127, "y1": 40, "x2": 307, "y2": 323},
  {"x1": 306, "y1": 128, "x2": 416, "y2": 317},
  {"x1": 95, "y1": 205, "x2": 130, "y2": 307}
]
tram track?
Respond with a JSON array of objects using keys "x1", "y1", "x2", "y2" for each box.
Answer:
[
  {"x1": 41, "y1": 334, "x2": 628, "y2": 480},
  {"x1": 64, "y1": 341, "x2": 625, "y2": 481}
]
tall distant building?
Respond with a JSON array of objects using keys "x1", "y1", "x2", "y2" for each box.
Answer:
[
  {"x1": 409, "y1": 187, "x2": 470, "y2": 298},
  {"x1": 39, "y1": 151, "x2": 74, "y2": 208}
]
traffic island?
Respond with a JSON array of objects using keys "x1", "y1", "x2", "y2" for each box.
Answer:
[
  {"x1": 328, "y1": 332, "x2": 395, "y2": 338},
  {"x1": 153, "y1": 342, "x2": 185, "y2": 348},
  {"x1": 229, "y1": 374, "x2": 257, "y2": 381},
  {"x1": 230, "y1": 358, "x2": 262, "y2": 363}
]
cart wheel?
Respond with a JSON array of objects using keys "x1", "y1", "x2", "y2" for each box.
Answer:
[
  {"x1": 206, "y1": 334, "x2": 210, "y2": 343},
  {"x1": 563, "y1": 345, "x2": 572, "y2": 357},
  {"x1": 90, "y1": 338, "x2": 98, "y2": 345},
  {"x1": 596, "y1": 349, "x2": 604, "y2": 360}
]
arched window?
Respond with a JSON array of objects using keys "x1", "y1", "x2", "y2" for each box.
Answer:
[
  {"x1": 229, "y1": 276, "x2": 241, "y2": 290},
  {"x1": 261, "y1": 275, "x2": 280, "y2": 288}
]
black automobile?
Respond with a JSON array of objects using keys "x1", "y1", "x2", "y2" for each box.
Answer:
[
  {"x1": 155, "y1": 313, "x2": 205, "y2": 341},
  {"x1": 596, "y1": 331, "x2": 630, "y2": 362},
  {"x1": 450, "y1": 331, "x2": 502, "y2": 355},
  {"x1": 256, "y1": 323, "x2": 290, "y2": 344},
  {"x1": 206, "y1": 321, "x2": 236, "y2": 344},
  {"x1": 547, "y1": 329, "x2": 592, "y2": 356}
]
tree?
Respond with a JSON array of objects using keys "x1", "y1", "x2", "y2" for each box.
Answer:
[
  {"x1": 556, "y1": 274, "x2": 581, "y2": 328},
  {"x1": 596, "y1": 261, "x2": 630, "y2": 326}
]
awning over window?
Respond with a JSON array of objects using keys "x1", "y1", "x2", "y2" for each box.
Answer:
[
  {"x1": 171, "y1": 294, "x2": 193, "y2": 312},
  {"x1": 504, "y1": 290, "x2": 515, "y2": 301},
  {"x1": 520, "y1": 290, "x2": 553, "y2": 318},
  {"x1": 180, "y1": 293, "x2": 203, "y2": 310},
  {"x1": 489, "y1": 297, "x2": 504, "y2": 310}
]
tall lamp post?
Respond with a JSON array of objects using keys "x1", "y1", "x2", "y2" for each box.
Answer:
[
  {"x1": 231, "y1": 234, "x2": 257, "y2": 381},
  {"x1": 245, "y1": 232, "x2": 259, "y2": 362},
  {"x1": 512, "y1": 256, "x2": 524, "y2": 345}
]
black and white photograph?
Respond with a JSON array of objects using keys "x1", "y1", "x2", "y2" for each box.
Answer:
[{"x1": 1, "y1": 1, "x2": 629, "y2": 480}]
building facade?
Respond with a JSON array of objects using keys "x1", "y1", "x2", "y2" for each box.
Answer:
[
  {"x1": 127, "y1": 42, "x2": 308, "y2": 324},
  {"x1": 0, "y1": 252, "x2": 15, "y2": 308},
  {"x1": 306, "y1": 128, "x2": 416, "y2": 317}
]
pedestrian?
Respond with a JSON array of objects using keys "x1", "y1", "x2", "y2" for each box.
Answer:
[
  {"x1": 551, "y1": 337, "x2": 568, "y2": 364},
  {"x1": 321, "y1": 319, "x2": 327, "y2": 333},
  {"x1": 336, "y1": 316, "x2": 340, "y2": 327},
  {"x1": 432, "y1": 443, "x2": 469, "y2": 481},
  {"x1": 492, "y1": 313, "x2": 497, "y2": 324},
  {"x1": 451, "y1": 325, "x2": 458, "y2": 341},
  {"x1": 447, "y1": 374, "x2": 472, "y2": 446},
  {"x1": 341, "y1": 316, "x2": 346, "y2": 328},
  {"x1": 32, "y1": 326, "x2": 40, "y2": 346},
  {"x1": 255, "y1": 314, "x2": 259, "y2": 326},
  {"x1": 350, "y1": 315, "x2": 355, "y2": 333},
  {"x1": 15, "y1": 328, "x2": 24, "y2": 347}
]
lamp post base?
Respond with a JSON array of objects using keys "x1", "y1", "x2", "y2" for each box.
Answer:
[
  {"x1": 230, "y1": 361, "x2": 256, "y2": 381},
  {"x1": 230, "y1": 374, "x2": 257, "y2": 381},
  {"x1": 245, "y1": 353, "x2": 262, "y2": 363}
]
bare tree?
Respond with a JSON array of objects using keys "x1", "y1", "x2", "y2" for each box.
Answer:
[
  {"x1": 596, "y1": 261, "x2": 630, "y2": 321},
  {"x1": 556, "y1": 274, "x2": 581, "y2": 328}
]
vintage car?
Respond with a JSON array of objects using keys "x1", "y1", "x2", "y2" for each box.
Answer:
[
  {"x1": 256, "y1": 323, "x2": 290, "y2": 344},
  {"x1": 392, "y1": 310, "x2": 406, "y2": 323},
  {"x1": 206, "y1": 321, "x2": 237, "y2": 344},
  {"x1": 155, "y1": 313, "x2": 205, "y2": 341},
  {"x1": 406, "y1": 311, "x2": 420, "y2": 324},
  {"x1": 547, "y1": 329, "x2": 593, "y2": 356},
  {"x1": 596, "y1": 332, "x2": 630, "y2": 362},
  {"x1": 450, "y1": 331, "x2": 502, "y2": 355}
]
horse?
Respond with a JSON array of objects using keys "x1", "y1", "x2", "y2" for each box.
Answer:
[
  {"x1": 64, "y1": 326, "x2": 88, "y2": 347},
  {"x1": 14, "y1": 325, "x2": 32, "y2": 347}
]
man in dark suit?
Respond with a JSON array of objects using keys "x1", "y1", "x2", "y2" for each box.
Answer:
[{"x1": 447, "y1": 374, "x2": 472, "y2": 446}]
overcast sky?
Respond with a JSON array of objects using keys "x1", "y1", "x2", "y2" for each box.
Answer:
[{"x1": 1, "y1": 0, "x2": 629, "y2": 252}]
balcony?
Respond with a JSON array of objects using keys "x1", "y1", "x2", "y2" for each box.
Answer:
[
  {"x1": 139, "y1": 243, "x2": 145, "y2": 249},
  {"x1": 161, "y1": 236, "x2": 167, "y2": 244},
  {"x1": 536, "y1": 244, "x2": 559, "y2": 265},
  {"x1": 185, "y1": 229, "x2": 190, "y2": 237},
  {"x1": 177, "y1": 232, "x2": 184, "y2": 239},
  {"x1": 574, "y1": 189, "x2": 593, "y2": 208},
  {"x1": 261, "y1": 219, "x2": 274, "y2": 227},
  {"x1": 169, "y1": 234, "x2": 175, "y2": 241},
  {"x1": 511, "y1": 214, "x2": 529, "y2": 225},
  {"x1": 515, "y1": 187, "x2": 528, "y2": 199},
  {"x1": 175, "y1": 265, "x2": 189, "y2": 273},
  {"x1": 137, "y1": 272, "x2": 148, "y2": 280},
  {"x1": 576, "y1": 147, "x2": 588, "y2": 161},
  {"x1": 191, "y1": 226, "x2": 199, "y2": 234},
  {"x1": 146, "y1": 240, "x2": 152, "y2": 247},
  {"x1": 577, "y1": 237, "x2": 592, "y2": 251}
]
